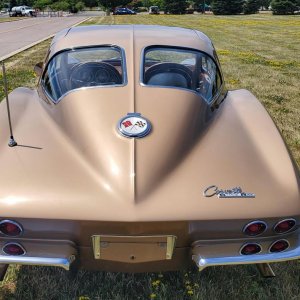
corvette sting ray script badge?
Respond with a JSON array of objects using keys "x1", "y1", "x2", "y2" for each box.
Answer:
[
  {"x1": 118, "y1": 113, "x2": 152, "y2": 138},
  {"x1": 203, "y1": 185, "x2": 256, "y2": 198}
]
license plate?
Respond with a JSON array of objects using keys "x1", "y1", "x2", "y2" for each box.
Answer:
[{"x1": 92, "y1": 235, "x2": 176, "y2": 263}]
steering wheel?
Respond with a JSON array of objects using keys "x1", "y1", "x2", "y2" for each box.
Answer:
[
  {"x1": 70, "y1": 62, "x2": 122, "y2": 89},
  {"x1": 144, "y1": 63, "x2": 193, "y2": 89}
]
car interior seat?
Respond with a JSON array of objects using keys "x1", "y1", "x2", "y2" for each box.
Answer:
[{"x1": 144, "y1": 63, "x2": 193, "y2": 89}]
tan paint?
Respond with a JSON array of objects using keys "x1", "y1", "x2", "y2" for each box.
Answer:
[
  {"x1": 1, "y1": 87, "x2": 298, "y2": 221},
  {"x1": 0, "y1": 25, "x2": 299, "y2": 271}
]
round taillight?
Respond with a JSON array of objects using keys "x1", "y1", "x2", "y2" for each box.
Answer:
[
  {"x1": 243, "y1": 221, "x2": 267, "y2": 236},
  {"x1": 240, "y1": 243, "x2": 262, "y2": 255},
  {"x1": 2, "y1": 243, "x2": 26, "y2": 256},
  {"x1": 274, "y1": 219, "x2": 296, "y2": 234},
  {"x1": 0, "y1": 220, "x2": 23, "y2": 236},
  {"x1": 269, "y1": 240, "x2": 289, "y2": 253}
]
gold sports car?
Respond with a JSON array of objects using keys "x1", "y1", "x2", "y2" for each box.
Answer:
[{"x1": 0, "y1": 25, "x2": 299, "y2": 278}]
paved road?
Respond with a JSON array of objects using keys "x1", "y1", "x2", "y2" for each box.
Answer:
[{"x1": 0, "y1": 16, "x2": 88, "y2": 60}]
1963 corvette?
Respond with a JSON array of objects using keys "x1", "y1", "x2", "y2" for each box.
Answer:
[{"x1": 0, "y1": 25, "x2": 299, "y2": 278}]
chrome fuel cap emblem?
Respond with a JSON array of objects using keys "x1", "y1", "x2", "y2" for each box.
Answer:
[{"x1": 117, "y1": 113, "x2": 151, "y2": 138}]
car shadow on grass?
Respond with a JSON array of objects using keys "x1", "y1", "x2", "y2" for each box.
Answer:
[{"x1": 1, "y1": 261, "x2": 300, "y2": 299}]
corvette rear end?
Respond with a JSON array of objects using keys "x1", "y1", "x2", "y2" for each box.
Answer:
[{"x1": 0, "y1": 25, "x2": 299, "y2": 277}]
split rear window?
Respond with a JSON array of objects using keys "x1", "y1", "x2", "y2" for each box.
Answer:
[
  {"x1": 42, "y1": 47, "x2": 125, "y2": 102},
  {"x1": 142, "y1": 47, "x2": 222, "y2": 103}
]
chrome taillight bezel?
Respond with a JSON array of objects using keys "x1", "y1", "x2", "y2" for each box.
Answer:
[
  {"x1": 240, "y1": 242, "x2": 262, "y2": 255},
  {"x1": 269, "y1": 239, "x2": 290, "y2": 253},
  {"x1": 0, "y1": 220, "x2": 23, "y2": 237},
  {"x1": 273, "y1": 218, "x2": 296, "y2": 234},
  {"x1": 2, "y1": 242, "x2": 26, "y2": 256},
  {"x1": 243, "y1": 220, "x2": 267, "y2": 236}
]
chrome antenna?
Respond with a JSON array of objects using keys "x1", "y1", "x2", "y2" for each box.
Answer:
[{"x1": 1, "y1": 61, "x2": 17, "y2": 147}]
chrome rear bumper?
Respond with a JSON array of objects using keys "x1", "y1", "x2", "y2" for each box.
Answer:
[
  {"x1": 193, "y1": 240, "x2": 300, "y2": 271},
  {"x1": 0, "y1": 255, "x2": 75, "y2": 270},
  {"x1": 0, "y1": 240, "x2": 77, "y2": 270}
]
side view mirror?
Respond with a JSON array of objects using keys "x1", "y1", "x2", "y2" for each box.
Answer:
[{"x1": 34, "y1": 62, "x2": 43, "y2": 76}]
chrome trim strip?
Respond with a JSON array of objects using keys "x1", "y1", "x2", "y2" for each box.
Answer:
[
  {"x1": 139, "y1": 45, "x2": 226, "y2": 107},
  {"x1": 0, "y1": 255, "x2": 75, "y2": 270},
  {"x1": 47, "y1": 83, "x2": 126, "y2": 105},
  {"x1": 166, "y1": 236, "x2": 176, "y2": 260},
  {"x1": 273, "y1": 218, "x2": 296, "y2": 234},
  {"x1": 92, "y1": 235, "x2": 101, "y2": 259},
  {"x1": 193, "y1": 242, "x2": 300, "y2": 271},
  {"x1": 268, "y1": 239, "x2": 290, "y2": 253},
  {"x1": 0, "y1": 220, "x2": 23, "y2": 237},
  {"x1": 243, "y1": 220, "x2": 267, "y2": 236},
  {"x1": 41, "y1": 45, "x2": 128, "y2": 104}
]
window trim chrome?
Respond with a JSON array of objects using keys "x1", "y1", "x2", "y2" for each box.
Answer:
[
  {"x1": 41, "y1": 45, "x2": 128, "y2": 104},
  {"x1": 139, "y1": 45, "x2": 225, "y2": 106}
]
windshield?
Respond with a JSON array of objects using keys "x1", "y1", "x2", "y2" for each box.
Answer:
[
  {"x1": 42, "y1": 46, "x2": 125, "y2": 102},
  {"x1": 143, "y1": 47, "x2": 222, "y2": 103}
]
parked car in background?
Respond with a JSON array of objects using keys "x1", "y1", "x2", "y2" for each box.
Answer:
[
  {"x1": 113, "y1": 7, "x2": 136, "y2": 15},
  {"x1": 149, "y1": 6, "x2": 159, "y2": 14},
  {"x1": 9, "y1": 5, "x2": 36, "y2": 17},
  {"x1": 0, "y1": 25, "x2": 299, "y2": 278}
]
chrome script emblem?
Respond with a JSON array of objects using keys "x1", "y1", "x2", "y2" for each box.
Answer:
[
  {"x1": 203, "y1": 185, "x2": 255, "y2": 198},
  {"x1": 117, "y1": 113, "x2": 151, "y2": 138}
]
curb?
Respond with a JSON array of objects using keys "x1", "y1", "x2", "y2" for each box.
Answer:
[{"x1": 0, "y1": 17, "x2": 91, "y2": 62}]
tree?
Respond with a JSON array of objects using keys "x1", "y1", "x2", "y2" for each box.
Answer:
[
  {"x1": 244, "y1": 0, "x2": 260, "y2": 13},
  {"x1": 127, "y1": 0, "x2": 142, "y2": 9},
  {"x1": 259, "y1": 0, "x2": 271, "y2": 9},
  {"x1": 271, "y1": 0, "x2": 298, "y2": 14},
  {"x1": 164, "y1": 0, "x2": 188, "y2": 14},
  {"x1": 212, "y1": 0, "x2": 244, "y2": 14},
  {"x1": 149, "y1": 0, "x2": 164, "y2": 8},
  {"x1": 84, "y1": 0, "x2": 98, "y2": 9},
  {"x1": 9, "y1": 0, "x2": 17, "y2": 9},
  {"x1": 192, "y1": 0, "x2": 212, "y2": 12},
  {"x1": 51, "y1": 0, "x2": 69, "y2": 10},
  {"x1": 193, "y1": 0, "x2": 212, "y2": 7},
  {"x1": 34, "y1": 0, "x2": 51, "y2": 10},
  {"x1": 75, "y1": 0, "x2": 85, "y2": 10}
]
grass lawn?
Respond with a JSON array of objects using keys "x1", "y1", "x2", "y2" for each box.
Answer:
[
  {"x1": 0, "y1": 14, "x2": 300, "y2": 300},
  {"x1": 0, "y1": 17, "x2": 27, "y2": 23}
]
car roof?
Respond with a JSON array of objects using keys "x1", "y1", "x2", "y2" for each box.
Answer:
[{"x1": 48, "y1": 25, "x2": 217, "y2": 63}]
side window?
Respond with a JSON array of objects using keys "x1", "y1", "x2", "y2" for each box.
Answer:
[
  {"x1": 42, "y1": 47, "x2": 125, "y2": 103},
  {"x1": 143, "y1": 47, "x2": 222, "y2": 103}
]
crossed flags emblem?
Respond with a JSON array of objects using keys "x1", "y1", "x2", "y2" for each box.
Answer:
[{"x1": 122, "y1": 120, "x2": 146, "y2": 129}]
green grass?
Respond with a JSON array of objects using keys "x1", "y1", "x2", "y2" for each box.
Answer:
[
  {"x1": 0, "y1": 14, "x2": 300, "y2": 300},
  {"x1": 0, "y1": 39, "x2": 51, "y2": 95},
  {"x1": 0, "y1": 17, "x2": 27, "y2": 23}
]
